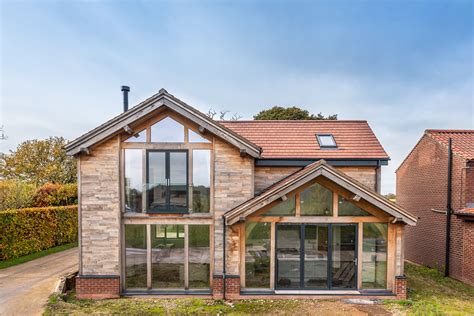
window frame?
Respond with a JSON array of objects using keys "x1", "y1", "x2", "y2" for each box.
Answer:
[{"x1": 316, "y1": 134, "x2": 337, "y2": 149}]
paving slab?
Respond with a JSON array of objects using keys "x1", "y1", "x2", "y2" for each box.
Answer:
[{"x1": 0, "y1": 248, "x2": 78, "y2": 316}]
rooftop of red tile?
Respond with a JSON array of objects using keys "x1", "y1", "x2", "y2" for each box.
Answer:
[
  {"x1": 219, "y1": 120, "x2": 389, "y2": 160},
  {"x1": 426, "y1": 130, "x2": 474, "y2": 160}
]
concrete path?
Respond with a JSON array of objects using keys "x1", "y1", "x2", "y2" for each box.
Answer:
[{"x1": 0, "y1": 248, "x2": 78, "y2": 316}]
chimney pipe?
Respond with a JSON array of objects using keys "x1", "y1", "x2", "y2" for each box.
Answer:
[{"x1": 121, "y1": 86, "x2": 130, "y2": 112}]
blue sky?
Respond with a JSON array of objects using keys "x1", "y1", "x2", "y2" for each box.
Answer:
[{"x1": 1, "y1": 0, "x2": 473, "y2": 193}]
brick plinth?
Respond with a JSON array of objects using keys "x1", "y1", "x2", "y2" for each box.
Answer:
[
  {"x1": 212, "y1": 275, "x2": 224, "y2": 299},
  {"x1": 395, "y1": 275, "x2": 408, "y2": 300},
  {"x1": 225, "y1": 275, "x2": 241, "y2": 299},
  {"x1": 76, "y1": 275, "x2": 120, "y2": 299}
]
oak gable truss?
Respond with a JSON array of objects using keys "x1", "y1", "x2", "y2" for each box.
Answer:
[
  {"x1": 65, "y1": 88, "x2": 261, "y2": 157},
  {"x1": 224, "y1": 160, "x2": 417, "y2": 226}
]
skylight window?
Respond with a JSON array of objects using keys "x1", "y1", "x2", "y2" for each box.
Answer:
[{"x1": 316, "y1": 134, "x2": 337, "y2": 148}]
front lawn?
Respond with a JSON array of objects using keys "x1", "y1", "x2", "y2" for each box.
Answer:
[
  {"x1": 385, "y1": 263, "x2": 474, "y2": 315},
  {"x1": 45, "y1": 263, "x2": 474, "y2": 315}
]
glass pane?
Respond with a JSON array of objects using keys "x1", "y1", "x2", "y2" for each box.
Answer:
[
  {"x1": 189, "y1": 129, "x2": 210, "y2": 143},
  {"x1": 276, "y1": 225, "x2": 301, "y2": 289},
  {"x1": 192, "y1": 150, "x2": 211, "y2": 213},
  {"x1": 188, "y1": 225, "x2": 211, "y2": 288},
  {"x1": 151, "y1": 224, "x2": 185, "y2": 289},
  {"x1": 124, "y1": 129, "x2": 146, "y2": 142},
  {"x1": 169, "y1": 152, "x2": 188, "y2": 212},
  {"x1": 245, "y1": 222, "x2": 271, "y2": 288},
  {"x1": 125, "y1": 149, "x2": 143, "y2": 213},
  {"x1": 304, "y1": 225, "x2": 328, "y2": 288},
  {"x1": 301, "y1": 183, "x2": 333, "y2": 216},
  {"x1": 318, "y1": 135, "x2": 336, "y2": 147},
  {"x1": 125, "y1": 225, "x2": 147, "y2": 288},
  {"x1": 338, "y1": 196, "x2": 371, "y2": 216},
  {"x1": 263, "y1": 196, "x2": 296, "y2": 216},
  {"x1": 150, "y1": 117, "x2": 184, "y2": 142},
  {"x1": 332, "y1": 225, "x2": 357, "y2": 289},
  {"x1": 362, "y1": 223, "x2": 388, "y2": 289},
  {"x1": 148, "y1": 152, "x2": 167, "y2": 212}
]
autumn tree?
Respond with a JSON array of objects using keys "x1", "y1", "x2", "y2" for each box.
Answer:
[
  {"x1": 254, "y1": 106, "x2": 337, "y2": 120},
  {"x1": 0, "y1": 137, "x2": 76, "y2": 185}
]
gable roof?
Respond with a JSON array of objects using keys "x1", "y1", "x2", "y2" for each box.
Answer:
[
  {"x1": 65, "y1": 89, "x2": 261, "y2": 157},
  {"x1": 425, "y1": 130, "x2": 474, "y2": 160},
  {"x1": 219, "y1": 120, "x2": 389, "y2": 160},
  {"x1": 224, "y1": 160, "x2": 417, "y2": 226}
]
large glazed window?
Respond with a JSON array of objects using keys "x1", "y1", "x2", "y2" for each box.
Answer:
[
  {"x1": 245, "y1": 222, "x2": 271, "y2": 288},
  {"x1": 300, "y1": 183, "x2": 333, "y2": 216},
  {"x1": 124, "y1": 149, "x2": 143, "y2": 213},
  {"x1": 125, "y1": 225, "x2": 147, "y2": 289},
  {"x1": 362, "y1": 223, "x2": 388, "y2": 289},
  {"x1": 188, "y1": 225, "x2": 211, "y2": 288},
  {"x1": 147, "y1": 151, "x2": 188, "y2": 213},
  {"x1": 263, "y1": 195, "x2": 296, "y2": 216},
  {"x1": 192, "y1": 150, "x2": 211, "y2": 213},
  {"x1": 338, "y1": 196, "x2": 371, "y2": 216},
  {"x1": 151, "y1": 225, "x2": 185, "y2": 289},
  {"x1": 150, "y1": 117, "x2": 185, "y2": 142},
  {"x1": 276, "y1": 225, "x2": 301, "y2": 288}
]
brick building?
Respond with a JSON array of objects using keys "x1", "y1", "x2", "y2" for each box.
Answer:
[
  {"x1": 396, "y1": 130, "x2": 474, "y2": 286},
  {"x1": 66, "y1": 88, "x2": 416, "y2": 300}
]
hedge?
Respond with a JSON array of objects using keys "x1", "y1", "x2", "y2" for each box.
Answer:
[{"x1": 0, "y1": 206, "x2": 78, "y2": 260}]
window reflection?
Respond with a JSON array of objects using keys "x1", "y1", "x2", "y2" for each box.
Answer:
[
  {"x1": 339, "y1": 196, "x2": 371, "y2": 216},
  {"x1": 125, "y1": 225, "x2": 147, "y2": 288},
  {"x1": 124, "y1": 149, "x2": 143, "y2": 213},
  {"x1": 188, "y1": 225, "x2": 211, "y2": 288},
  {"x1": 193, "y1": 150, "x2": 211, "y2": 213},
  {"x1": 263, "y1": 196, "x2": 295, "y2": 216},
  {"x1": 124, "y1": 129, "x2": 146, "y2": 142},
  {"x1": 245, "y1": 222, "x2": 271, "y2": 288},
  {"x1": 189, "y1": 129, "x2": 210, "y2": 143},
  {"x1": 362, "y1": 223, "x2": 388, "y2": 289},
  {"x1": 300, "y1": 183, "x2": 333, "y2": 216},
  {"x1": 150, "y1": 117, "x2": 185, "y2": 142}
]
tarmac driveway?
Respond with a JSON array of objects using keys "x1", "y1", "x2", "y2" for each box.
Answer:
[{"x1": 0, "y1": 248, "x2": 78, "y2": 316}]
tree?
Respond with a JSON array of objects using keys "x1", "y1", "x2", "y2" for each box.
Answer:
[
  {"x1": 0, "y1": 137, "x2": 76, "y2": 185},
  {"x1": 254, "y1": 106, "x2": 337, "y2": 120}
]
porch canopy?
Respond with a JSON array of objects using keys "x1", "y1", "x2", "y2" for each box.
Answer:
[{"x1": 224, "y1": 160, "x2": 417, "y2": 226}]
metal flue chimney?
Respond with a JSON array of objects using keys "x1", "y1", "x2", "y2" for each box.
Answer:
[{"x1": 121, "y1": 86, "x2": 130, "y2": 112}]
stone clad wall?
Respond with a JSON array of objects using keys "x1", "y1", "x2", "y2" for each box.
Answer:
[
  {"x1": 255, "y1": 166, "x2": 377, "y2": 192},
  {"x1": 79, "y1": 137, "x2": 120, "y2": 275},
  {"x1": 213, "y1": 137, "x2": 254, "y2": 275}
]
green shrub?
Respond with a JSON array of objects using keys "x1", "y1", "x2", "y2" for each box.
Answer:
[
  {"x1": 0, "y1": 206, "x2": 78, "y2": 260},
  {"x1": 0, "y1": 180, "x2": 36, "y2": 211}
]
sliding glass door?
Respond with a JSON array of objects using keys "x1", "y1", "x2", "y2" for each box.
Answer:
[{"x1": 276, "y1": 223, "x2": 357, "y2": 290}]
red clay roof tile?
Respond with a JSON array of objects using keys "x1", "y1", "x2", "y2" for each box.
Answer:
[
  {"x1": 219, "y1": 120, "x2": 389, "y2": 159},
  {"x1": 426, "y1": 130, "x2": 474, "y2": 160}
]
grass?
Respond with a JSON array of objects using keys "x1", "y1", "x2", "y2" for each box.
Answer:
[
  {"x1": 385, "y1": 262, "x2": 474, "y2": 315},
  {"x1": 44, "y1": 262, "x2": 474, "y2": 315},
  {"x1": 0, "y1": 242, "x2": 77, "y2": 269}
]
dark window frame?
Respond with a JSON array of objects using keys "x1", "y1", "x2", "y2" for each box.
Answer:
[
  {"x1": 316, "y1": 134, "x2": 338, "y2": 149},
  {"x1": 146, "y1": 149, "x2": 189, "y2": 214}
]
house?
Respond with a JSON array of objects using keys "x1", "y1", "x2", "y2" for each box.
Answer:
[
  {"x1": 396, "y1": 130, "x2": 474, "y2": 286},
  {"x1": 65, "y1": 88, "x2": 416, "y2": 300}
]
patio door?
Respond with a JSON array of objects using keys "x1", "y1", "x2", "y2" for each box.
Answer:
[{"x1": 276, "y1": 224, "x2": 357, "y2": 290}]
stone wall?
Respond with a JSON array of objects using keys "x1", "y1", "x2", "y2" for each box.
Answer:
[
  {"x1": 255, "y1": 166, "x2": 378, "y2": 192},
  {"x1": 79, "y1": 137, "x2": 120, "y2": 275},
  {"x1": 213, "y1": 137, "x2": 254, "y2": 275}
]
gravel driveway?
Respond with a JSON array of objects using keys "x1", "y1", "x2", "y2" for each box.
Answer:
[{"x1": 0, "y1": 248, "x2": 78, "y2": 316}]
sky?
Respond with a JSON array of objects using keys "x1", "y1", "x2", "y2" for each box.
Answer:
[{"x1": 1, "y1": 0, "x2": 473, "y2": 194}]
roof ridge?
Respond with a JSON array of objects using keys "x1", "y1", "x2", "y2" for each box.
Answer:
[
  {"x1": 219, "y1": 120, "x2": 368, "y2": 123},
  {"x1": 426, "y1": 129, "x2": 474, "y2": 134}
]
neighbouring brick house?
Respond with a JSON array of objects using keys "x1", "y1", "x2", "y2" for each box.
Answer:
[
  {"x1": 66, "y1": 88, "x2": 416, "y2": 300},
  {"x1": 396, "y1": 130, "x2": 474, "y2": 286}
]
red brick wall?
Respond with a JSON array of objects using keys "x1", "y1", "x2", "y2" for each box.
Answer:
[
  {"x1": 212, "y1": 275, "x2": 240, "y2": 300},
  {"x1": 461, "y1": 222, "x2": 474, "y2": 286},
  {"x1": 212, "y1": 275, "x2": 224, "y2": 299},
  {"x1": 76, "y1": 275, "x2": 120, "y2": 299},
  {"x1": 396, "y1": 134, "x2": 470, "y2": 284},
  {"x1": 394, "y1": 276, "x2": 407, "y2": 300}
]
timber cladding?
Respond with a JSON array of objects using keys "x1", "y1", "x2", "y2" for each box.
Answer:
[
  {"x1": 397, "y1": 134, "x2": 473, "y2": 285},
  {"x1": 79, "y1": 136, "x2": 121, "y2": 275}
]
